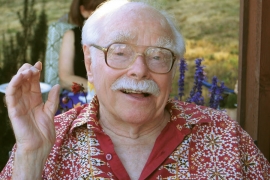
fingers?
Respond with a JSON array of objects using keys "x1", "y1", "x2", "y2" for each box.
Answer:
[
  {"x1": 33, "y1": 61, "x2": 42, "y2": 71},
  {"x1": 6, "y1": 62, "x2": 42, "y2": 96},
  {"x1": 44, "y1": 84, "x2": 60, "y2": 117},
  {"x1": 17, "y1": 62, "x2": 41, "y2": 74}
]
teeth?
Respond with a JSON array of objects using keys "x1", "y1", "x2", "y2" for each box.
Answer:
[{"x1": 123, "y1": 89, "x2": 142, "y2": 94}]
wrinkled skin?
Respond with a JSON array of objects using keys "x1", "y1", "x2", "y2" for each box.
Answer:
[{"x1": 5, "y1": 62, "x2": 60, "y2": 178}]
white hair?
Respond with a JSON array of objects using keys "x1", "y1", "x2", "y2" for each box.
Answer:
[{"x1": 82, "y1": 0, "x2": 185, "y2": 59}]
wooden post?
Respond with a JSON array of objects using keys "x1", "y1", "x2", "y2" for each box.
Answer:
[
  {"x1": 257, "y1": 0, "x2": 270, "y2": 161},
  {"x1": 238, "y1": 0, "x2": 270, "y2": 160}
]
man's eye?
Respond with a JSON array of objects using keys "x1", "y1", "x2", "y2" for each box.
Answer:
[
  {"x1": 152, "y1": 56, "x2": 161, "y2": 60},
  {"x1": 115, "y1": 52, "x2": 125, "y2": 56},
  {"x1": 110, "y1": 49, "x2": 125, "y2": 56}
]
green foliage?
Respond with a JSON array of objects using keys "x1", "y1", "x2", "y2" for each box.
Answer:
[
  {"x1": 0, "y1": 0, "x2": 48, "y2": 171},
  {"x1": 30, "y1": 8, "x2": 48, "y2": 81},
  {"x1": 205, "y1": 58, "x2": 238, "y2": 89},
  {"x1": 220, "y1": 93, "x2": 237, "y2": 108},
  {"x1": 17, "y1": 0, "x2": 36, "y2": 64},
  {"x1": 1, "y1": 34, "x2": 21, "y2": 82}
]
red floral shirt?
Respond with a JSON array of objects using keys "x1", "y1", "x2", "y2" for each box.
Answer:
[{"x1": 1, "y1": 96, "x2": 269, "y2": 179}]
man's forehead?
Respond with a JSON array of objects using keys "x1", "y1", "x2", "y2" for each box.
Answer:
[
  {"x1": 102, "y1": 30, "x2": 174, "y2": 49},
  {"x1": 95, "y1": 2, "x2": 174, "y2": 43}
]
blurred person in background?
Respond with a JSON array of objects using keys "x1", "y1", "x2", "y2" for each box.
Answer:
[{"x1": 57, "y1": 0, "x2": 105, "y2": 114}]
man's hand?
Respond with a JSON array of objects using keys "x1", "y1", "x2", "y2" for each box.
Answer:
[{"x1": 5, "y1": 62, "x2": 60, "y2": 178}]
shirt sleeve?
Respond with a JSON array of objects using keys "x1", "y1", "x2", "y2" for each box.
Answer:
[{"x1": 0, "y1": 145, "x2": 16, "y2": 180}]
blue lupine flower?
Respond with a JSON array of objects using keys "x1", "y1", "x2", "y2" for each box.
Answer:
[
  {"x1": 186, "y1": 58, "x2": 205, "y2": 105},
  {"x1": 209, "y1": 76, "x2": 225, "y2": 109},
  {"x1": 217, "y1": 81, "x2": 225, "y2": 108},
  {"x1": 209, "y1": 76, "x2": 218, "y2": 108},
  {"x1": 178, "y1": 58, "x2": 188, "y2": 100},
  {"x1": 177, "y1": 57, "x2": 227, "y2": 110},
  {"x1": 190, "y1": 91, "x2": 204, "y2": 106}
]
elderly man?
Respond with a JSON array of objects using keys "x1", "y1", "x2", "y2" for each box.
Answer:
[{"x1": 1, "y1": 0, "x2": 269, "y2": 179}]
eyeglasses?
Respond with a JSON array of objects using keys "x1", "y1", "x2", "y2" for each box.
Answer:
[{"x1": 90, "y1": 43, "x2": 176, "y2": 74}]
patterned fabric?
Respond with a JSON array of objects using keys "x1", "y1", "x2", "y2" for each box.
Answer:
[
  {"x1": 42, "y1": 21, "x2": 75, "y2": 101},
  {"x1": 44, "y1": 21, "x2": 75, "y2": 87},
  {"x1": 1, "y1": 96, "x2": 269, "y2": 179}
]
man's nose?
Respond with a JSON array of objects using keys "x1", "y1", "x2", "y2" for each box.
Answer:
[{"x1": 126, "y1": 54, "x2": 150, "y2": 80}]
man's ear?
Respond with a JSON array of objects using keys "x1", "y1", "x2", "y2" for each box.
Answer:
[{"x1": 83, "y1": 45, "x2": 94, "y2": 83}]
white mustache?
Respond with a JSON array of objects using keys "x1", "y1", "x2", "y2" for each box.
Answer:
[{"x1": 111, "y1": 76, "x2": 160, "y2": 96}]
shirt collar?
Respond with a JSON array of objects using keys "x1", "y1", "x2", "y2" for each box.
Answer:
[
  {"x1": 166, "y1": 99, "x2": 212, "y2": 125},
  {"x1": 68, "y1": 96, "x2": 212, "y2": 134}
]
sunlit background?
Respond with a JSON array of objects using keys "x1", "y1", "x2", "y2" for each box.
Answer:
[{"x1": 0, "y1": 0, "x2": 239, "y2": 170}]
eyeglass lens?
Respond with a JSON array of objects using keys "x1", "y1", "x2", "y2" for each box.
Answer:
[{"x1": 106, "y1": 43, "x2": 173, "y2": 73}]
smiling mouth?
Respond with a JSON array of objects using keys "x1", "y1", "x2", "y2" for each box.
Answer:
[{"x1": 121, "y1": 89, "x2": 151, "y2": 97}]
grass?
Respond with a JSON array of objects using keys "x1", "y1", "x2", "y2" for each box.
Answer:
[
  {"x1": 163, "y1": 0, "x2": 239, "y2": 101},
  {"x1": 0, "y1": 0, "x2": 70, "y2": 35},
  {"x1": 0, "y1": 0, "x2": 240, "y2": 103}
]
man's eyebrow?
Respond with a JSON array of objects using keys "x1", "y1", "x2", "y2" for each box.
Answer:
[
  {"x1": 108, "y1": 31, "x2": 135, "y2": 43},
  {"x1": 156, "y1": 36, "x2": 174, "y2": 49}
]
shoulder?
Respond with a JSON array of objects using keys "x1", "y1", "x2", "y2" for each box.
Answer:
[
  {"x1": 62, "y1": 29, "x2": 75, "y2": 40},
  {"x1": 167, "y1": 99, "x2": 234, "y2": 126},
  {"x1": 167, "y1": 100, "x2": 270, "y2": 178},
  {"x1": 167, "y1": 99, "x2": 243, "y2": 145},
  {"x1": 60, "y1": 30, "x2": 75, "y2": 51}
]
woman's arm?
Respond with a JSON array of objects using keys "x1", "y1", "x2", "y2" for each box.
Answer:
[{"x1": 58, "y1": 30, "x2": 88, "y2": 91}]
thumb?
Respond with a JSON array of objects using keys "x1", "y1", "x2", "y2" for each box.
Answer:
[{"x1": 44, "y1": 84, "x2": 60, "y2": 116}]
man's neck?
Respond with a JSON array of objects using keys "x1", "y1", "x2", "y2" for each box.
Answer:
[
  {"x1": 99, "y1": 109, "x2": 170, "y2": 139},
  {"x1": 98, "y1": 110, "x2": 170, "y2": 180}
]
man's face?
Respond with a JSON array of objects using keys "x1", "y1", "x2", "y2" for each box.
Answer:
[{"x1": 84, "y1": 7, "x2": 176, "y2": 125}]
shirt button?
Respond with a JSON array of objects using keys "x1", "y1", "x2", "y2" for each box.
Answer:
[{"x1": 106, "y1": 154, "x2": 112, "y2": 160}]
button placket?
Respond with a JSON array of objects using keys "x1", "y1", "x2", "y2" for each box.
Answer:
[{"x1": 106, "y1": 154, "x2": 112, "y2": 160}]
